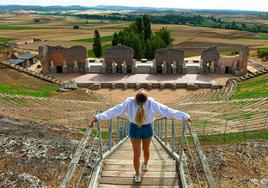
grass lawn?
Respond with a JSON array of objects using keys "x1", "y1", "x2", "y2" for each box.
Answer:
[
  {"x1": 0, "y1": 37, "x2": 14, "y2": 43},
  {"x1": 74, "y1": 35, "x2": 113, "y2": 43},
  {"x1": 0, "y1": 85, "x2": 59, "y2": 97},
  {"x1": 257, "y1": 33, "x2": 268, "y2": 40},
  {"x1": 0, "y1": 25, "x2": 32, "y2": 30},
  {"x1": 231, "y1": 74, "x2": 268, "y2": 99},
  {"x1": 196, "y1": 130, "x2": 268, "y2": 145},
  {"x1": 88, "y1": 44, "x2": 111, "y2": 58}
]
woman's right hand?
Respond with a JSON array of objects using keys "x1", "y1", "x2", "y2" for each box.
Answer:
[
  {"x1": 187, "y1": 118, "x2": 192, "y2": 123},
  {"x1": 90, "y1": 116, "x2": 97, "y2": 125}
]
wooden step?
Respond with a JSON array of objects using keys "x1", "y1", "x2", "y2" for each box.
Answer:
[
  {"x1": 104, "y1": 159, "x2": 176, "y2": 165},
  {"x1": 101, "y1": 171, "x2": 177, "y2": 178},
  {"x1": 99, "y1": 177, "x2": 179, "y2": 186},
  {"x1": 102, "y1": 164, "x2": 177, "y2": 172},
  {"x1": 99, "y1": 184, "x2": 179, "y2": 188}
]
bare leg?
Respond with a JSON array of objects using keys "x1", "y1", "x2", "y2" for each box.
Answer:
[
  {"x1": 142, "y1": 138, "x2": 151, "y2": 165},
  {"x1": 130, "y1": 139, "x2": 142, "y2": 176}
]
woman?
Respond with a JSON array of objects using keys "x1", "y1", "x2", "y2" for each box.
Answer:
[{"x1": 91, "y1": 89, "x2": 191, "y2": 183}]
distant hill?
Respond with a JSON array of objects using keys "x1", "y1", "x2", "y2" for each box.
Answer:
[{"x1": 0, "y1": 5, "x2": 267, "y2": 14}]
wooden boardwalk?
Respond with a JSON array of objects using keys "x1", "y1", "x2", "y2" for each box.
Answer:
[{"x1": 98, "y1": 138, "x2": 179, "y2": 187}]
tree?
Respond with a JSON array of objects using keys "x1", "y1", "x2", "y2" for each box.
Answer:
[
  {"x1": 73, "y1": 25, "x2": 80, "y2": 29},
  {"x1": 135, "y1": 17, "x2": 143, "y2": 36},
  {"x1": 150, "y1": 34, "x2": 166, "y2": 57},
  {"x1": 112, "y1": 32, "x2": 119, "y2": 46},
  {"x1": 143, "y1": 14, "x2": 152, "y2": 40},
  {"x1": 93, "y1": 30, "x2": 102, "y2": 58},
  {"x1": 155, "y1": 27, "x2": 174, "y2": 47}
]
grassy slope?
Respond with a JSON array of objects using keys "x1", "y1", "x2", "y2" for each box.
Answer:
[
  {"x1": 197, "y1": 130, "x2": 268, "y2": 145},
  {"x1": 231, "y1": 74, "x2": 268, "y2": 99},
  {"x1": 0, "y1": 37, "x2": 14, "y2": 43},
  {"x1": 0, "y1": 66, "x2": 59, "y2": 97}
]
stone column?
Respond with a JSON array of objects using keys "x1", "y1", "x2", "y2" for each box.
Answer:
[
  {"x1": 112, "y1": 61, "x2": 117, "y2": 74},
  {"x1": 182, "y1": 60, "x2": 187, "y2": 74},
  {"x1": 63, "y1": 61, "x2": 67, "y2": 73},
  {"x1": 172, "y1": 61, "x2": 177, "y2": 74},
  {"x1": 101, "y1": 60, "x2": 106, "y2": 73},
  {"x1": 84, "y1": 59, "x2": 89, "y2": 73},
  {"x1": 210, "y1": 61, "x2": 215, "y2": 73},
  {"x1": 131, "y1": 59, "x2": 136, "y2": 74},
  {"x1": 122, "y1": 61, "x2": 127, "y2": 74},
  {"x1": 151, "y1": 59, "x2": 157, "y2": 74},
  {"x1": 198, "y1": 59, "x2": 204, "y2": 74},
  {"x1": 162, "y1": 61, "x2": 167, "y2": 74},
  {"x1": 49, "y1": 60, "x2": 56, "y2": 73},
  {"x1": 74, "y1": 61, "x2": 79, "y2": 73}
]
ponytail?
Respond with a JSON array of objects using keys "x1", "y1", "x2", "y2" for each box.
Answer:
[
  {"x1": 135, "y1": 89, "x2": 148, "y2": 127},
  {"x1": 135, "y1": 104, "x2": 146, "y2": 127}
]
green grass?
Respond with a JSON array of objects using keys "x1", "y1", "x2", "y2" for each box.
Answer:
[
  {"x1": 257, "y1": 34, "x2": 268, "y2": 40},
  {"x1": 0, "y1": 37, "x2": 14, "y2": 43},
  {"x1": 195, "y1": 130, "x2": 268, "y2": 145},
  {"x1": 0, "y1": 97, "x2": 24, "y2": 105},
  {"x1": 231, "y1": 74, "x2": 268, "y2": 99},
  {"x1": 88, "y1": 44, "x2": 111, "y2": 58},
  {"x1": 0, "y1": 25, "x2": 32, "y2": 30},
  {"x1": 74, "y1": 35, "x2": 113, "y2": 43},
  {"x1": 81, "y1": 128, "x2": 117, "y2": 140},
  {"x1": 0, "y1": 85, "x2": 59, "y2": 97}
]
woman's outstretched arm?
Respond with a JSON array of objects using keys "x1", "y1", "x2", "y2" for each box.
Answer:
[
  {"x1": 91, "y1": 98, "x2": 130, "y2": 123},
  {"x1": 151, "y1": 99, "x2": 191, "y2": 121}
]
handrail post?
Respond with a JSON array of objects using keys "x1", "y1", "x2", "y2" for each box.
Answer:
[
  {"x1": 157, "y1": 120, "x2": 160, "y2": 138},
  {"x1": 126, "y1": 119, "x2": 129, "y2": 137},
  {"x1": 179, "y1": 121, "x2": 186, "y2": 166},
  {"x1": 171, "y1": 118, "x2": 175, "y2": 152},
  {"x1": 97, "y1": 121, "x2": 103, "y2": 160},
  {"x1": 124, "y1": 119, "x2": 127, "y2": 137},
  {"x1": 117, "y1": 117, "x2": 120, "y2": 142},
  {"x1": 164, "y1": 117, "x2": 167, "y2": 145},
  {"x1": 160, "y1": 119, "x2": 163, "y2": 141},
  {"x1": 224, "y1": 119, "x2": 228, "y2": 142},
  {"x1": 108, "y1": 119, "x2": 112, "y2": 151},
  {"x1": 153, "y1": 121, "x2": 156, "y2": 136}
]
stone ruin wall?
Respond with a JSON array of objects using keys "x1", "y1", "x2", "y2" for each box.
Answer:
[
  {"x1": 104, "y1": 45, "x2": 134, "y2": 68},
  {"x1": 38, "y1": 45, "x2": 87, "y2": 73},
  {"x1": 155, "y1": 48, "x2": 184, "y2": 67},
  {"x1": 201, "y1": 46, "x2": 220, "y2": 68},
  {"x1": 237, "y1": 46, "x2": 249, "y2": 75}
]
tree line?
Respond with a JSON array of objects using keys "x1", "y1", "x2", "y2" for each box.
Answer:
[{"x1": 77, "y1": 13, "x2": 268, "y2": 34}]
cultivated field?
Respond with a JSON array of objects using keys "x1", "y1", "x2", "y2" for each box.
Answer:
[{"x1": 0, "y1": 13, "x2": 268, "y2": 57}]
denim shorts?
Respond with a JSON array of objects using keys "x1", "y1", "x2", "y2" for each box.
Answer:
[{"x1": 128, "y1": 122, "x2": 153, "y2": 139}]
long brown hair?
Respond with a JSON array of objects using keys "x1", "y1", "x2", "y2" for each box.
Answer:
[{"x1": 135, "y1": 89, "x2": 148, "y2": 127}]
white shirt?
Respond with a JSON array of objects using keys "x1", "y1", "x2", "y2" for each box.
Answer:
[{"x1": 96, "y1": 97, "x2": 190, "y2": 124}]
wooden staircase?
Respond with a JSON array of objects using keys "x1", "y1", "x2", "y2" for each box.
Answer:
[{"x1": 98, "y1": 138, "x2": 179, "y2": 187}]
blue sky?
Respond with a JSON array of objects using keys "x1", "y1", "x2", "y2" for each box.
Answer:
[{"x1": 1, "y1": 0, "x2": 268, "y2": 11}]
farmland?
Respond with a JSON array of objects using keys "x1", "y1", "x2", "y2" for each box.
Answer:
[{"x1": 0, "y1": 12, "x2": 267, "y2": 57}]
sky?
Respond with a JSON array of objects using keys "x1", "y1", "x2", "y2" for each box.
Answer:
[{"x1": 0, "y1": 0, "x2": 268, "y2": 11}]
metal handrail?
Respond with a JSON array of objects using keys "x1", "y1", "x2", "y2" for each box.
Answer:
[
  {"x1": 59, "y1": 113, "x2": 129, "y2": 188},
  {"x1": 154, "y1": 118, "x2": 217, "y2": 188}
]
